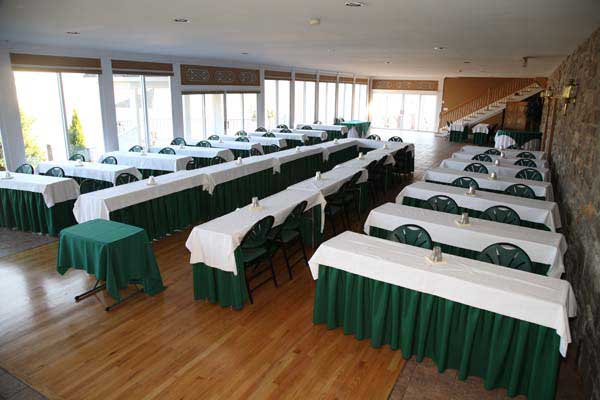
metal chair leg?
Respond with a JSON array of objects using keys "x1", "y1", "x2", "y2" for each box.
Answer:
[
  {"x1": 268, "y1": 256, "x2": 278, "y2": 287},
  {"x1": 281, "y1": 242, "x2": 293, "y2": 280},
  {"x1": 298, "y1": 234, "x2": 309, "y2": 268},
  {"x1": 243, "y1": 265, "x2": 254, "y2": 304}
]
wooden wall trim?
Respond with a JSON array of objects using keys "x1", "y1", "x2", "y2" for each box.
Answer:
[
  {"x1": 264, "y1": 70, "x2": 292, "y2": 80},
  {"x1": 180, "y1": 64, "x2": 260, "y2": 86},
  {"x1": 319, "y1": 75, "x2": 337, "y2": 83},
  {"x1": 372, "y1": 79, "x2": 438, "y2": 91},
  {"x1": 111, "y1": 59, "x2": 173, "y2": 76},
  {"x1": 339, "y1": 77, "x2": 354, "y2": 84},
  {"x1": 355, "y1": 78, "x2": 369, "y2": 85},
  {"x1": 10, "y1": 53, "x2": 102, "y2": 73},
  {"x1": 295, "y1": 72, "x2": 317, "y2": 81}
]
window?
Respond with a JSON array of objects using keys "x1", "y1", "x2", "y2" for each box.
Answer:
[
  {"x1": 114, "y1": 74, "x2": 173, "y2": 150},
  {"x1": 353, "y1": 83, "x2": 368, "y2": 121},
  {"x1": 371, "y1": 90, "x2": 438, "y2": 132},
  {"x1": 264, "y1": 79, "x2": 290, "y2": 128},
  {"x1": 318, "y1": 82, "x2": 336, "y2": 124},
  {"x1": 226, "y1": 93, "x2": 257, "y2": 133},
  {"x1": 182, "y1": 93, "x2": 225, "y2": 142},
  {"x1": 337, "y1": 82, "x2": 353, "y2": 121},
  {"x1": 14, "y1": 71, "x2": 104, "y2": 165},
  {"x1": 294, "y1": 80, "x2": 316, "y2": 125}
]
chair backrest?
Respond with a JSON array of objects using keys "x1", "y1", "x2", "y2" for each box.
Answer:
[
  {"x1": 484, "y1": 148, "x2": 501, "y2": 155},
  {"x1": 236, "y1": 130, "x2": 247, "y2": 136},
  {"x1": 241, "y1": 216, "x2": 275, "y2": 249},
  {"x1": 196, "y1": 140, "x2": 212, "y2": 147},
  {"x1": 389, "y1": 136, "x2": 403, "y2": 142},
  {"x1": 171, "y1": 137, "x2": 186, "y2": 146},
  {"x1": 365, "y1": 160, "x2": 378, "y2": 174},
  {"x1": 276, "y1": 124, "x2": 288, "y2": 129},
  {"x1": 250, "y1": 148, "x2": 262, "y2": 156},
  {"x1": 472, "y1": 153, "x2": 492, "y2": 162},
  {"x1": 464, "y1": 162, "x2": 489, "y2": 174},
  {"x1": 79, "y1": 179, "x2": 103, "y2": 194},
  {"x1": 211, "y1": 156, "x2": 226, "y2": 165},
  {"x1": 263, "y1": 132, "x2": 275, "y2": 137},
  {"x1": 389, "y1": 224, "x2": 434, "y2": 250},
  {"x1": 129, "y1": 145, "x2": 143, "y2": 152},
  {"x1": 255, "y1": 127, "x2": 267, "y2": 132},
  {"x1": 515, "y1": 168, "x2": 543, "y2": 181},
  {"x1": 451, "y1": 176, "x2": 479, "y2": 189},
  {"x1": 424, "y1": 195, "x2": 460, "y2": 214},
  {"x1": 15, "y1": 163, "x2": 34, "y2": 174},
  {"x1": 101, "y1": 156, "x2": 118, "y2": 165},
  {"x1": 69, "y1": 153, "x2": 85, "y2": 162},
  {"x1": 186, "y1": 160, "x2": 196, "y2": 170},
  {"x1": 504, "y1": 183, "x2": 536, "y2": 199},
  {"x1": 159, "y1": 147, "x2": 176, "y2": 155},
  {"x1": 514, "y1": 158, "x2": 537, "y2": 167},
  {"x1": 480, "y1": 205, "x2": 521, "y2": 226},
  {"x1": 115, "y1": 172, "x2": 139, "y2": 186},
  {"x1": 301, "y1": 125, "x2": 313, "y2": 130},
  {"x1": 476, "y1": 242, "x2": 533, "y2": 272},
  {"x1": 506, "y1": 145, "x2": 519, "y2": 150},
  {"x1": 207, "y1": 135, "x2": 220, "y2": 140},
  {"x1": 348, "y1": 171, "x2": 363, "y2": 187},
  {"x1": 280, "y1": 128, "x2": 292, "y2": 133},
  {"x1": 236, "y1": 136, "x2": 249, "y2": 142},
  {"x1": 516, "y1": 151, "x2": 536, "y2": 159},
  {"x1": 366, "y1": 134, "x2": 381, "y2": 141},
  {"x1": 281, "y1": 200, "x2": 308, "y2": 231},
  {"x1": 45, "y1": 167, "x2": 65, "y2": 177}
]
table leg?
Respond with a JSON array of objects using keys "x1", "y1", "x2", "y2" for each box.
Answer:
[
  {"x1": 105, "y1": 285, "x2": 144, "y2": 312},
  {"x1": 74, "y1": 280, "x2": 106, "y2": 302}
]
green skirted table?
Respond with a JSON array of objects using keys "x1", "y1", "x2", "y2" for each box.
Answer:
[
  {"x1": 139, "y1": 169, "x2": 173, "y2": 179},
  {"x1": 472, "y1": 131, "x2": 488, "y2": 146},
  {"x1": 495, "y1": 130, "x2": 542, "y2": 149},
  {"x1": 57, "y1": 219, "x2": 165, "y2": 309},
  {"x1": 341, "y1": 120, "x2": 371, "y2": 138},
  {"x1": 424, "y1": 179, "x2": 547, "y2": 201},
  {"x1": 276, "y1": 152, "x2": 324, "y2": 192},
  {"x1": 449, "y1": 130, "x2": 468, "y2": 142},
  {"x1": 324, "y1": 145, "x2": 359, "y2": 170}
]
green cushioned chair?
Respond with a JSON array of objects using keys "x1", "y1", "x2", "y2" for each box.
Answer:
[
  {"x1": 115, "y1": 172, "x2": 139, "y2": 186},
  {"x1": 277, "y1": 124, "x2": 288, "y2": 129},
  {"x1": 235, "y1": 136, "x2": 249, "y2": 142},
  {"x1": 366, "y1": 134, "x2": 381, "y2": 141},
  {"x1": 423, "y1": 195, "x2": 460, "y2": 214},
  {"x1": 186, "y1": 160, "x2": 196, "y2": 170},
  {"x1": 389, "y1": 224, "x2": 433, "y2": 250},
  {"x1": 389, "y1": 136, "x2": 403, "y2": 142},
  {"x1": 211, "y1": 156, "x2": 226, "y2": 165},
  {"x1": 325, "y1": 174, "x2": 361, "y2": 236},
  {"x1": 69, "y1": 153, "x2": 85, "y2": 162},
  {"x1": 516, "y1": 151, "x2": 536, "y2": 159},
  {"x1": 514, "y1": 158, "x2": 537, "y2": 167},
  {"x1": 262, "y1": 132, "x2": 276, "y2": 137},
  {"x1": 255, "y1": 127, "x2": 267, "y2": 132},
  {"x1": 102, "y1": 156, "x2": 117, "y2": 165},
  {"x1": 159, "y1": 147, "x2": 176, "y2": 155},
  {"x1": 451, "y1": 176, "x2": 479, "y2": 189},
  {"x1": 484, "y1": 148, "x2": 501, "y2": 155},
  {"x1": 196, "y1": 140, "x2": 212, "y2": 147},
  {"x1": 15, "y1": 163, "x2": 34, "y2": 174},
  {"x1": 263, "y1": 144, "x2": 280, "y2": 153},
  {"x1": 479, "y1": 205, "x2": 521, "y2": 226},
  {"x1": 476, "y1": 242, "x2": 533, "y2": 273},
  {"x1": 250, "y1": 148, "x2": 262, "y2": 156},
  {"x1": 280, "y1": 128, "x2": 292, "y2": 133},
  {"x1": 464, "y1": 162, "x2": 489, "y2": 174},
  {"x1": 129, "y1": 145, "x2": 143, "y2": 152},
  {"x1": 301, "y1": 125, "x2": 313, "y2": 130},
  {"x1": 45, "y1": 167, "x2": 65, "y2": 177},
  {"x1": 207, "y1": 135, "x2": 220, "y2": 140},
  {"x1": 504, "y1": 183, "x2": 536, "y2": 199},
  {"x1": 472, "y1": 153, "x2": 492, "y2": 162},
  {"x1": 236, "y1": 130, "x2": 247, "y2": 136},
  {"x1": 171, "y1": 137, "x2": 186, "y2": 146},
  {"x1": 241, "y1": 215, "x2": 277, "y2": 304},
  {"x1": 79, "y1": 179, "x2": 108, "y2": 194},
  {"x1": 515, "y1": 168, "x2": 543, "y2": 181},
  {"x1": 507, "y1": 145, "x2": 519, "y2": 150},
  {"x1": 366, "y1": 158, "x2": 386, "y2": 203}
]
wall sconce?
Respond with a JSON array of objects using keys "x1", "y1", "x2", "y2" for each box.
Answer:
[{"x1": 561, "y1": 79, "x2": 577, "y2": 115}]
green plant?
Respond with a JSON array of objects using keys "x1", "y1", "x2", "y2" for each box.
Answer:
[
  {"x1": 20, "y1": 111, "x2": 45, "y2": 165},
  {"x1": 67, "y1": 110, "x2": 86, "y2": 154}
]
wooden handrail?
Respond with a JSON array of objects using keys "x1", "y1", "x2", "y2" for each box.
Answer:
[{"x1": 439, "y1": 78, "x2": 539, "y2": 128}]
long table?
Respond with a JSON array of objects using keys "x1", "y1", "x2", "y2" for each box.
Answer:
[
  {"x1": 295, "y1": 124, "x2": 348, "y2": 140},
  {"x1": 451, "y1": 151, "x2": 548, "y2": 168},
  {"x1": 205, "y1": 140, "x2": 264, "y2": 157},
  {"x1": 37, "y1": 161, "x2": 142, "y2": 185},
  {"x1": 460, "y1": 145, "x2": 546, "y2": 160},
  {"x1": 209, "y1": 135, "x2": 287, "y2": 150},
  {"x1": 273, "y1": 128, "x2": 328, "y2": 143},
  {"x1": 101, "y1": 151, "x2": 193, "y2": 178},
  {"x1": 439, "y1": 158, "x2": 550, "y2": 181},
  {"x1": 495, "y1": 130, "x2": 542, "y2": 150},
  {"x1": 148, "y1": 146, "x2": 234, "y2": 168},
  {"x1": 250, "y1": 131, "x2": 308, "y2": 147},
  {"x1": 309, "y1": 231, "x2": 576, "y2": 400},
  {"x1": 340, "y1": 120, "x2": 371, "y2": 138}
]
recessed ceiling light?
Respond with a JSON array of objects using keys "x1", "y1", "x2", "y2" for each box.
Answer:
[
  {"x1": 385, "y1": 61, "x2": 391, "y2": 64},
  {"x1": 463, "y1": 61, "x2": 471, "y2": 64},
  {"x1": 66, "y1": 31, "x2": 80, "y2": 35},
  {"x1": 173, "y1": 18, "x2": 189, "y2": 23},
  {"x1": 241, "y1": 52, "x2": 249, "y2": 55},
  {"x1": 345, "y1": 1, "x2": 365, "y2": 7},
  {"x1": 433, "y1": 46, "x2": 446, "y2": 51}
]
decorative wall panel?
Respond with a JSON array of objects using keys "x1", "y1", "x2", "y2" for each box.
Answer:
[
  {"x1": 181, "y1": 64, "x2": 260, "y2": 86},
  {"x1": 372, "y1": 79, "x2": 438, "y2": 91}
]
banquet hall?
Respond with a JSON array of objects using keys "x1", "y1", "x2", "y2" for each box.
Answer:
[{"x1": 0, "y1": 1, "x2": 599, "y2": 399}]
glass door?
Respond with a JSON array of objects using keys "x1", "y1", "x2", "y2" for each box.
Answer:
[
  {"x1": 225, "y1": 93, "x2": 258, "y2": 134},
  {"x1": 182, "y1": 93, "x2": 225, "y2": 142},
  {"x1": 371, "y1": 90, "x2": 438, "y2": 132}
]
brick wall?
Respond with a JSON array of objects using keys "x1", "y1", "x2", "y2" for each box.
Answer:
[{"x1": 541, "y1": 27, "x2": 600, "y2": 400}]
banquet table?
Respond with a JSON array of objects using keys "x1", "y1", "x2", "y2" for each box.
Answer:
[
  {"x1": 495, "y1": 130, "x2": 543, "y2": 150},
  {"x1": 255, "y1": 147, "x2": 325, "y2": 191},
  {"x1": 273, "y1": 128, "x2": 328, "y2": 144},
  {"x1": 102, "y1": 151, "x2": 192, "y2": 178},
  {"x1": 364, "y1": 203, "x2": 567, "y2": 277},
  {"x1": 310, "y1": 231, "x2": 576, "y2": 400},
  {"x1": 340, "y1": 120, "x2": 371, "y2": 138},
  {"x1": 310, "y1": 140, "x2": 358, "y2": 169},
  {"x1": 295, "y1": 124, "x2": 348, "y2": 140},
  {"x1": 423, "y1": 168, "x2": 553, "y2": 201},
  {"x1": 206, "y1": 140, "x2": 264, "y2": 158},
  {"x1": 396, "y1": 182, "x2": 561, "y2": 231},
  {"x1": 449, "y1": 122, "x2": 467, "y2": 142},
  {"x1": 186, "y1": 188, "x2": 326, "y2": 309},
  {"x1": 451, "y1": 151, "x2": 548, "y2": 168},
  {"x1": 207, "y1": 135, "x2": 287, "y2": 151},
  {"x1": 472, "y1": 123, "x2": 490, "y2": 145},
  {"x1": 148, "y1": 146, "x2": 234, "y2": 168},
  {"x1": 439, "y1": 158, "x2": 550, "y2": 182},
  {"x1": 353, "y1": 139, "x2": 415, "y2": 174},
  {"x1": 57, "y1": 219, "x2": 165, "y2": 305},
  {"x1": 0, "y1": 172, "x2": 79, "y2": 235},
  {"x1": 460, "y1": 145, "x2": 546, "y2": 160},
  {"x1": 38, "y1": 160, "x2": 142, "y2": 186},
  {"x1": 250, "y1": 131, "x2": 308, "y2": 147}
]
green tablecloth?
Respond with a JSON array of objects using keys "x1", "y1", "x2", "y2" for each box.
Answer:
[
  {"x1": 0, "y1": 188, "x2": 76, "y2": 236},
  {"x1": 472, "y1": 131, "x2": 489, "y2": 146},
  {"x1": 401, "y1": 196, "x2": 551, "y2": 231},
  {"x1": 313, "y1": 265, "x2": 560, "y2": 400},
  {"x1": 192, "y1": 204, "x2": 323, "y2": 309},
  {"x1": 496, "y1": 130, "x2": 542, "y2": 147},
  {"x1": 276, "y1": 153, "x2": 324, "y2": 192},
  {"x1": 449, "y1": 130, "x2": 468, "y2": 143},
  {"x1": 57, "y1": 219, "x2": 165, "y2": 301},
  {"x1": 369, "y1": 226, "x2": 550, "y2": 275},
  {"x1": 424, "y1": 179, "x2": 548, "y2": 201},
  {"x1": 341, "y1": 120, "x2": 371, "y2": 138},
  {"x1": 139, "y1": 169, "x2": 172, "y2": 179},
  {"x1": 325, "y1": 145, "x2": 359, "y2": 171}
]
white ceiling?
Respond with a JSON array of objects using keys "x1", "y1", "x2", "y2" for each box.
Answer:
[{"x1": 1, "y1": 0, "x2": 600, "y2": 78}]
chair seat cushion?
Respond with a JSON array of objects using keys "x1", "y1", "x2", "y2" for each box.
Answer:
[{"x1": 241, "y1": 246, "x2": 268, "y2": 263}]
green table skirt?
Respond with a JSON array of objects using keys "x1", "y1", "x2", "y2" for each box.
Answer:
[
  {"x1": 313, "y1": 265, "x2": 561, "y2": 400},
  {"x1": 401, "y1": 196, "x2": 551, "y2": 231},
  {"x1": 424, "y1": 179, "x2": 547, "y2": 201},
  {"x1": 285, "y1": 139, "x2": 306, "y2": 148},
  {"x1": 192, "y1": 204, "x2": 323, "y2": 309},
  {"x1": 139, "y1": 169, "x2": 172, "y2": 179},
  {"x1": 472, "y1": 131, "x2": 489, "y2": 146},
  {"x1": 277, "y1": 153, "x2": 324, "y2": 192},
  {"x1": 325, "y1": 146, "x2": 359, "y2": 170},
  {"x1": 231, "y1": 149, "x2": 253, "y2": 158},
  {"x1": 497, "y1": 131, "x2": 542, "y2": 147},
  {"x1": 449, "y1": 130, "x2": 468, "y2": 143},
  {"x1": 0, "y1": 188, "x2": 76, "y2": 236},
  {"x1": 326, "y1": 130, "x2": 346, "y2": 141},
  {"x1": 369, "y1": 226, "x2": 550, "y2": 275},
  {"x1": 341, "y1": 121, "x2": 371, "y2": 138}
]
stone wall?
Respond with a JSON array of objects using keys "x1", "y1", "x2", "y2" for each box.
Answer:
[{"x1": 541, "y1": 27, "x2": 600, "y2": 400}]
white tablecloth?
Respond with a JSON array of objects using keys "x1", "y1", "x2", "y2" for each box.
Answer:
[
  {"x1": 274, "y1": 128, "x2": 328, "y2": 141},
  {"x1": 148, "y1": 146, "x2": 235, "y2": 162},
  {"x1": 423, "y1": 168, "x2": 553, "y2": 201},
  {"x1": 334, "y1": 148, "x2": 396, "y2": 168},
  {"x1": 37, "y1": 161, "x2": 142, "y2": 185},
  {"x1": 472, "y1": 123, "x2": 490, "y2": 134},
  {"x1": 451, "y1": 152, "x2": 548, "y2": 168},
  {"x1": 0, "y1": 173, "x2": 79, "y2": 207},
  {"x1": 102, "y1": 151, "x2": 192, "y2": 172},
  {"x1": 439, "y1": 158, "x2": 550, "y2": 182},
  {"x1": 250, "y1": 131, "x2": 308, "y2": 143},
  {"x1": 288, "y1": 165, "x2": 368, "y2": 198},
  {"x1": 295, "y1": 124, "x2": 349, "y2": 135},
  {"x1": 364, "y1": 203, "x2": 567, "y2": 277},
  {"x1": 306, "y1": 140, "x2": 357, "y2": 161},
  {"x1": 252, "y1": 147, "x2": 324, "y2": 173},
  {"x1": 449, "y1": 122, "x2": 465, "y2": 131},
  {"x1": 209, "y1": 135, "x2": 287, "y2": 148},
  {"x1": 352, "y1": 138, "x2": 414, "y2": 154},
  {"x1": 461, "y1": 146, "x2": 546, "y2": 160},
  {"x1": 396, "y1": 182, "x2": 561, "y2": 231},
  {"x1": 186, "y1": 189, "x2": 326, "y2": 274},
  {"x1": 308, "y1": 231, "x2": 576, "y2": 356},
  {"x1": 206, "y1": 140, "x2": 264, "y2": 154}
]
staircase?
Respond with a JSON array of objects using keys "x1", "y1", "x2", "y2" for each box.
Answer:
[{"x1": 439, "y1": 78, "x2": 545, "y2": 132}]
